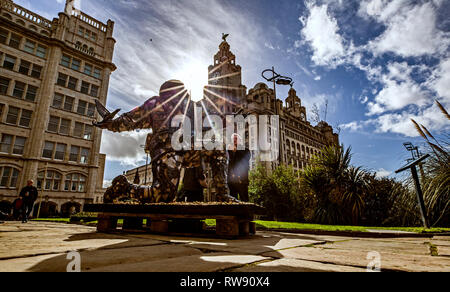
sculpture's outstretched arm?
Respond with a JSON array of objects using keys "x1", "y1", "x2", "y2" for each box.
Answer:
[{"x1": 92, "y1": 98, "x2": 158, "y2": 132}]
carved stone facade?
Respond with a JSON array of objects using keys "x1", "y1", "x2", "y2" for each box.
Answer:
[
  {"x1": 0, "y1": 0, "x2": 116, "y2": 216},
  {"x1": 205, "y1": 39, "x2": 339, "y2": 173}
]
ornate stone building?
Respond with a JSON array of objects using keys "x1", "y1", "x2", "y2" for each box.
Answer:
[
  {"x1": 205, "y1": 38, "x2": 339, "y2": 173},
  {"x1": 0, "y1": 0, "x2": 116, "y2": 216}
]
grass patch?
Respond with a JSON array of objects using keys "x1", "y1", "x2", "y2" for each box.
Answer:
[
  {"x1": 204, "y1": 219, "x2": 449, "y2": 233},
  {"x1": 32, "y1": 218, "x2": 450, "y2": 234}
]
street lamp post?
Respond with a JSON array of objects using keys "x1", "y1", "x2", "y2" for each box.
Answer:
[
  {"x1": 395, "y1": 154, "x2": 430, "y2": 229},
  {"x1": 261, "y1": 67, "x2": 293, "y2": 165}
]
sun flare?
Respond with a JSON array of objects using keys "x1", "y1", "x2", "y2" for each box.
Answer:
[{"x1": 174, "y1": 59, "x2": 209, "y2": 102}]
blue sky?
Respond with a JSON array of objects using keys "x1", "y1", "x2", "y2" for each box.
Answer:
[{"x1": 16, "y1": 0, "x2": 450, "y2": 185}]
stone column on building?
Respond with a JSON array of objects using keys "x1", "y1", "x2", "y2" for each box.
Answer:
[{"x1": 21, "y1": 12, "x2": 68, "y2": 186}]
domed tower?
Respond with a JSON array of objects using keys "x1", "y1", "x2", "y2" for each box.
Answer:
[
  {"x1": 204, "y1": 35, "x2": 247, "y2": 115},
  {"x1": 285, "y1": 87, "x2": 306, "y2": 121}
]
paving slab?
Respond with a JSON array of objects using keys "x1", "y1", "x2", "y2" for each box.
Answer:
[
  {"x1": 0, "y1": 254, "x2": 64, "y2": 272},
  {"x1": 262, "y1": 246, "x2": 450, "y2": 272},
  {"x1": 233, "y1": 258, "x2": 366, "y2": 272},
  {"x1": 27, "y1": 244, "x2": 204, "y2": 272},
  {"x1": 322, "y1": 239, "x2": 431, "y2": 256},
  {"x1": 1, "y1": 221, "x2": 449, "y2": 272},
  {"x1": 431, "y1": 240, "x2": 450, "y2": 247},
  {"x1": 436, "y1": 246, "x2": 450, "y2": 257},
  {"x1": 87, "y1": 253, "x2": 269, "y2": 272},
  {"x1": 0, "y1": 222, "x2": 165, "y2": 259}
]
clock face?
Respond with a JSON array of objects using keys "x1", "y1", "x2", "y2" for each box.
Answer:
[{"x1": 210, "y1": 72, "x2": 220, "y2": 85}]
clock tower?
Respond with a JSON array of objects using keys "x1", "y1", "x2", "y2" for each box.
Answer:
[{"x1": 204, "y1": 36, "x2": 247, "y2": 115}]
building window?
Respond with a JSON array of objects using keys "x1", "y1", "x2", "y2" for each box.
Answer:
[
  {"x1": 19, "y1": 109, "x2": 32, "y2": 127},
  {"x1": 59, "y1": 119, "x2": 70, "y2": 135},
  {"x1": 71, "y1": 58, "x2": 81, "y2": 71},
  {"x1": 93, "y1": 68, "x2": 101, "y2": 79},
  {"x1": 12, "y1": 82, "x2": 25, "y2": 99},
  {"x1": 47, "y1": 116, "x2": 59, "y2": 132},
  {"x1": 3, "y1": 55, "x2": 16, "y2": 70},
  {"x1": 61, "y1": 55, "x2": 70, "y2": 68},
  {"x1": 0, "y1": 134, "x2": 13, "y2": 153},
  {"x1": 31, "y1": 64, "x2": 42, "y2": 78},
  {"x1": 6, "y1": 106, "x2": 19, "y2": 124},
  {"x1": 0, "y1": 104, "x2": 3, "y2": 120},
  {"x1": 57, "y1": 73, "x2": 68, "y2": 86},
  {"x1": 65, "y1": 173, "x2": 86, "y2": 192},
  {"x1": 91, "y1": 33, "x2": 97, "y2": 42},
  {"x1": 87, "y1": 103, "x2": 95, "y2": 117},
  {"x1": 90, "y1": 85, "x2": 99, "y2": 97},
  {"x1": 77, "y1": 100, "x2": 87, "y2": 115},
  {"x1": 25, "y1": 85, "x2": 37, "y2": 102},
  {"x1": 74, "y1": 122, "x2": 83, "y2": 138},
  {"x1": 69, "y1": 146, "x2": 80, "y2": 162},
  {"x1": 52, "y1": 93, "x2": 64, "y2": 108},
  {"x1": 84, "y1": 63, "x2": 92, "y2": 75},
  {"x1": 68, "y1": 77, "x2": 78, "y2": 90},
  {"x1": 37, "y1": 170, "x2": 62, "y2": 191},
  {"x1": 80, "y1": 81, "x2": 90, "y2": 94},
  {"x1": 19, "y1": 60, "x2": 31, "y2": 75},
  {"x1": 0, "y1": 167, "x2": 20, "y2": 188},
  {"x1": 24, "y1": 40, "x2": 36, "y2": 54},
  {"x1": 54, "y1": 143, "x2": 66, "y2": 160},
  {"x1": 36, "y1": 45, "x2": 47, "y2": 58},
  {"x1": 0, "y1": 77, "x2": 10, "y2": 95},
  {"x1": 78, "y1": 27, "x2": 84, "y2": 36},
  {"x1": 80, "y1": 148, "x2": 90, "y2": 164},
  {"x1": 42, "y1": 141, "x2": 55, "y2": 159},
  {"x1": 9, "y1": 34, "x2": 21, "y2": 49},
  {"x1": 12, "y1": 136, "x2": 26, "y2": 155},
  {"x1": 0, "y1": 28, "x2": 8, "y2": 44},
  {"x1": 64, "y1": 96, "x2": 74, "y2": 111},
  {"x1": 83, "y1": 125, "x2": 93, "y2": 140}
]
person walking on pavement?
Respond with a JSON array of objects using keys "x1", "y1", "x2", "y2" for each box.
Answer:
[{"x1": 19, "y1": 180, "x2": 38, "y2": 223}]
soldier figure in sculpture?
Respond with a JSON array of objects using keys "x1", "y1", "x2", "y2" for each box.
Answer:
[{"x1": 93, "y1": 80, "x2": 237, "y2": 204}]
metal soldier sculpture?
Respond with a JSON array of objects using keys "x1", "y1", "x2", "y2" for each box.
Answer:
[{"x1": 93, "y1": 80, "x2": 237, "y2": 204}]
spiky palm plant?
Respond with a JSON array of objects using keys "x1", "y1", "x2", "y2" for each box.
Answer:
[
  {"x1": 301, "y1": 144, "x2": 366, "y2": 225},
  {"x1": 408, "y1": 100, "x2": 450, "y2": 227}
]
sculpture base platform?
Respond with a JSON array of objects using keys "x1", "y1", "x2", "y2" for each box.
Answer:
[{"x1": 83, "y1": 203, "x2": 265, "y2": 239}]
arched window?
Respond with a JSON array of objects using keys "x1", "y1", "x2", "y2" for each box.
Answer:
[
  {"x1": 2, "y1": 13, "x2": 12, "y2": 20},
  {"x1": 65, "y1": 173, "x2": 87, "y2": 192},
  {"x1": 0, "y1": 166, "x2": 20, "y2": 188},
  {"x1": 37, "y1": 170, "x2": 62, "y2": 191}
]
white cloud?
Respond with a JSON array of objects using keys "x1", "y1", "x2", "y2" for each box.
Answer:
[
  {"x1": 300, "y1": 3, "x2": 348, "y2": 67},
  {"x1": 428, "y1": 58, "x2": 450, "y2": 102},
  {"x1": 359, "y1": 96, "x2": 369, "y2": 104},
  {"x1": 340, "y1": 121, "x2": 363, "y2": 132},
  {"x1": 374, "y1": 103, "x2": 450, "y2": 137},
  {"x1": 376, "y1": 168, "x2": 392, "y2": 178},
  {"x1": 364, "y1": 1, "x2": 449, "y2": 57},
  {"x1": 100, "y1": 130, "x2": 148, "y2": 166},
  {"x1": 370, "y1": 79, "x2": 428, "y2": 114},
  {"x1": 103, "y1": 179, "x2": 112, "y2": 188}
]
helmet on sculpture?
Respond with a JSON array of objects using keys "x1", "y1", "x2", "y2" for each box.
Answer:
[{"x1": 159, "y1": 80, "x2": 190, "y2": 113}]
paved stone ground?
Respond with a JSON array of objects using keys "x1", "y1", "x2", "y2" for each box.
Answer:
[{"x1": 0, "y1": 221, "x2": 449, "y2": 272}]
